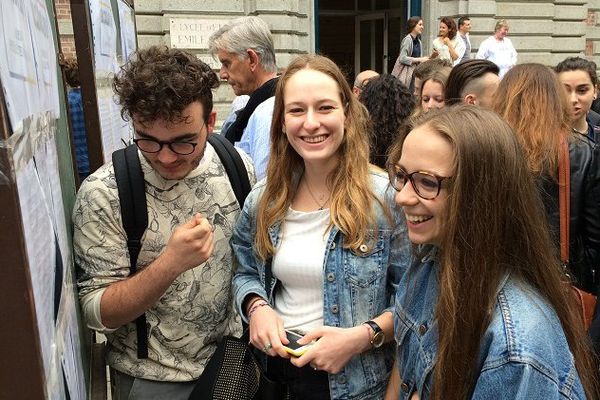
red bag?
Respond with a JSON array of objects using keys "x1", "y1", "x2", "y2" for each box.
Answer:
[{"x1": 559, "y1": 137, "x2": 597, "y2": 330}]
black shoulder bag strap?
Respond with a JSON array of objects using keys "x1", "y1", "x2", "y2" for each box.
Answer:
[
  {"x1": 207, "y1": 134, "x2": 252, "y2": 208},
  {"x1": 264, "y1": 258, "x2": 273, "y2": 297},
  {"x1": 112, "y1": 145, "x2": 149, "y2": 359},
  {"x1": 223, "y1": 77, "x2": 278, "y2": 144}
]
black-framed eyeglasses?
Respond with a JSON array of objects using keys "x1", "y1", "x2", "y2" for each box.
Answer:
[
  {"x1": 389, "y1": 168, "x2": 451, "y2": 200},
  {"x1": 133, "y1": 138, "x2": 198, "y2": 155},
  {"x1": 134, "y1": 120, "x2": 207, "y2": 155}
]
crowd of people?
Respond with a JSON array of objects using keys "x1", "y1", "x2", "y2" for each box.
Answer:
[{"x1": 71, "y1": 15, "x2": 600, "y2": 400}]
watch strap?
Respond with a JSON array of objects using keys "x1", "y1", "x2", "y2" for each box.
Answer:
[
  {"x1": 363, "y1": 320, "x2": 384, "y2": 347},
  {"x1": 363, "y1": 320, "x2": 382, "y2": 336}
]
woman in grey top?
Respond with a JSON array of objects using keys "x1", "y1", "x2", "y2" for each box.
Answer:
[{"x1": 392, "y1": 16, "x2": 435, "y2": 89}]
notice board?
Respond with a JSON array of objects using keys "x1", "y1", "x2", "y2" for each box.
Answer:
[
  {"x1": 0, "y1": 0, "x2": 137, "y2": 398},
  {"x1": 71, "y1": 0, "x2": 137, "y2": 173},
  {"x1": 0, "y1": 0, "x2": 87, "y2": 398}
]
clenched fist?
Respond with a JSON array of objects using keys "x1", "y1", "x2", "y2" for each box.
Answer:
[{"x1": 162, "y1": 213, "x2": 214, "y2": 275}]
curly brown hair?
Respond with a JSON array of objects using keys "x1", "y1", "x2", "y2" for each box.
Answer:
[
  {"x1": 63, "y1": 58, "x2": 80, "y2": 87},
  {"x1": 113, "y1": 46, "x2": 219, "y2": 124},
  {"x1": 359, "y1": 74, "x2": 415, "y2": 168}
]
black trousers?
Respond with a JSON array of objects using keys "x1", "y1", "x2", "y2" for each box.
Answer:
[{"x1": 264, "y1": 356, "x2": 331, "y2": 400}]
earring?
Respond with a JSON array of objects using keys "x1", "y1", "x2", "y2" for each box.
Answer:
[{"x1": 282, "y1": 126, "x2": 286, "y2": 133}]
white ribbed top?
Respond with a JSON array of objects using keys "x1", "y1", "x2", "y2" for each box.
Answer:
[{"x1": 272, "y1": 207, "x2": 330, "y2": 334}]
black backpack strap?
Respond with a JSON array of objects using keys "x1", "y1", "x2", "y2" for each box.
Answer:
[
  {"x1": 112, "y1": 145, "x2": 149, "y2": 359},
  {"x1": 207, "y1": 134, "x2": 252, "y2": 208}
]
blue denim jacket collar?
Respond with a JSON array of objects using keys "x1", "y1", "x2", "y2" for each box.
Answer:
[
  {"x1": 267, "y1": 222, "x2": 281, "y2": 249},
  {"x1": 394, "y1": 248, "x2": 586, "y2": 399}
]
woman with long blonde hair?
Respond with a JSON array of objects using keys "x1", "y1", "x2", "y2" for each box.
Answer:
[{"x1": 232, "y1": 54, "x2": 408, "y2": 399}]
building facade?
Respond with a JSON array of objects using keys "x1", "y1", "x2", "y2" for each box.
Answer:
[{"x1": 57, "y1": 0, "x2": 600, "y2": 125}]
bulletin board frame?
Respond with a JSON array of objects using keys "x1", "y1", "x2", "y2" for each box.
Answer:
[
  {"x1": 70, "y1": 0, "x2": 138, "y2": 174},
  {"x1": 0, "y1": 0, "x2": 87, "y2": 398}
]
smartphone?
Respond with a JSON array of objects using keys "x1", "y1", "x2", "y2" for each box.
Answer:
[{"x1": 283, "y1": 330, "x2": 315, "y2": 357}]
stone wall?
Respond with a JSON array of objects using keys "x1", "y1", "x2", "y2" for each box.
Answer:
[
  {"x1": 134, "y1": 0, "x2": 313, "y2": 125},
  {"x1": 423, "y1": 0, "x2": 599, "y2": 68},
  {"x1": 587, "y1": 0, "x2": 600, "y2": 61},
  {"x1": 54, "y1": 0, "x2": 76, "y2": 59},
  {"x1": 55, "y1": 0, "x2": 600, "y2": 123}
]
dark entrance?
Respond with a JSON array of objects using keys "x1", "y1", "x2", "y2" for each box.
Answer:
[{"x1": 317, "y1": 0, "x2": 409, "y2": 83}]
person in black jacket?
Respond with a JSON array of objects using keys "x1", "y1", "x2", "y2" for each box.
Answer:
[{"x1": 492, "y1": 64, "x2": 600, "y2": 350}]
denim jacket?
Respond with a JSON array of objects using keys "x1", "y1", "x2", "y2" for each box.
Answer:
[
  {"x1": 394, "y1": 246, "x2": 586, "y2": 399},
  {"x1": 232, "y1": 170, "x2": 410, "y2": 400}
]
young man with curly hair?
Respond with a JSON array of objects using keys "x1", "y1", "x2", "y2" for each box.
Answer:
[{"x1": 73, "y1": 46, "x2": 256, "y2": 400}]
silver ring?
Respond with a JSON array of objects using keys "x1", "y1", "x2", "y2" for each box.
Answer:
[{"x1": 262, "y1": 343, "x2": 272, "y2": 353}]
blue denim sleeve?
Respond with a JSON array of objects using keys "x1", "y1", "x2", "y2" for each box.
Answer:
[
  {"x1": 386, "y1": 187, "x2": 411, "y2": 311},
  {"x1": 472, "y1": 362, "x2": 579, "y2": 400},
  {"x1": 231, "y1": 188, "x2": 269, "y2": 323}
]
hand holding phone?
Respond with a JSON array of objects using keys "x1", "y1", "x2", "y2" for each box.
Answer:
[{"x1": 283, "y1": 330, "x2": 315, "y2": 357}]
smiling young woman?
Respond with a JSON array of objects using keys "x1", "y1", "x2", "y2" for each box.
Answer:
[
  {"x1": 431, "y1": 17, "x2": 465, "y2": 66},
  {"x1": 385, "y1": 106, "x2": 599, "y2": 400},
  {"x1": 231, "y1": 54, "x2": 410, "y2": 400},
  {"x1": 391, "y1": 16, "x2": 431, "y2": 89}
]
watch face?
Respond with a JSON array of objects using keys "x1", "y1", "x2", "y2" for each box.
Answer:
[{"x1": 372, "y1": 331, "x2": 385, "y2": 348}]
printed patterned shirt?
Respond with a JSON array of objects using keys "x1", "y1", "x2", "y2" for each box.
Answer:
[{"x1": 74, "y1": 143, "x2": 256, "y2": 381}]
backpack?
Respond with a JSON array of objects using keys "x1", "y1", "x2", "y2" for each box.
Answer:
[{"x1": 112, "y1": 133, "x2": 251, "y2": 358}]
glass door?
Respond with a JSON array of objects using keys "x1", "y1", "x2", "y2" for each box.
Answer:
[{"x1": 355, "y1": 13, "x2": 388, "y2": 75}]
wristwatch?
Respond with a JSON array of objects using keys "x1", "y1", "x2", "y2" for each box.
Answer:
[{"x1": 363, "y1": 320, "x2": 385, "y2": 348}]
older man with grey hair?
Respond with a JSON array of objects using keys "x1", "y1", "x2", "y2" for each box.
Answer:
[
  {"x1": 475, "y1": 19, "x2": 517, "y2": 79},
  {"x1": 209, "y1": 16, "x2": 278, "y2": 179}
]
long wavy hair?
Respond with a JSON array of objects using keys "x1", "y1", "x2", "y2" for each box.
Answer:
[
  {"x1": 492, "y1": 63, "x2": 571, "y2": 178},
  {"x1": 255, "y1": 54, "x2": 380, "y2": 260},
  {"x1": 388, "y1": 106, "x2": 599, "y2": 400},
  {"x1": 359, "y1": 74, "x2": 415, "y2": 168}
]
